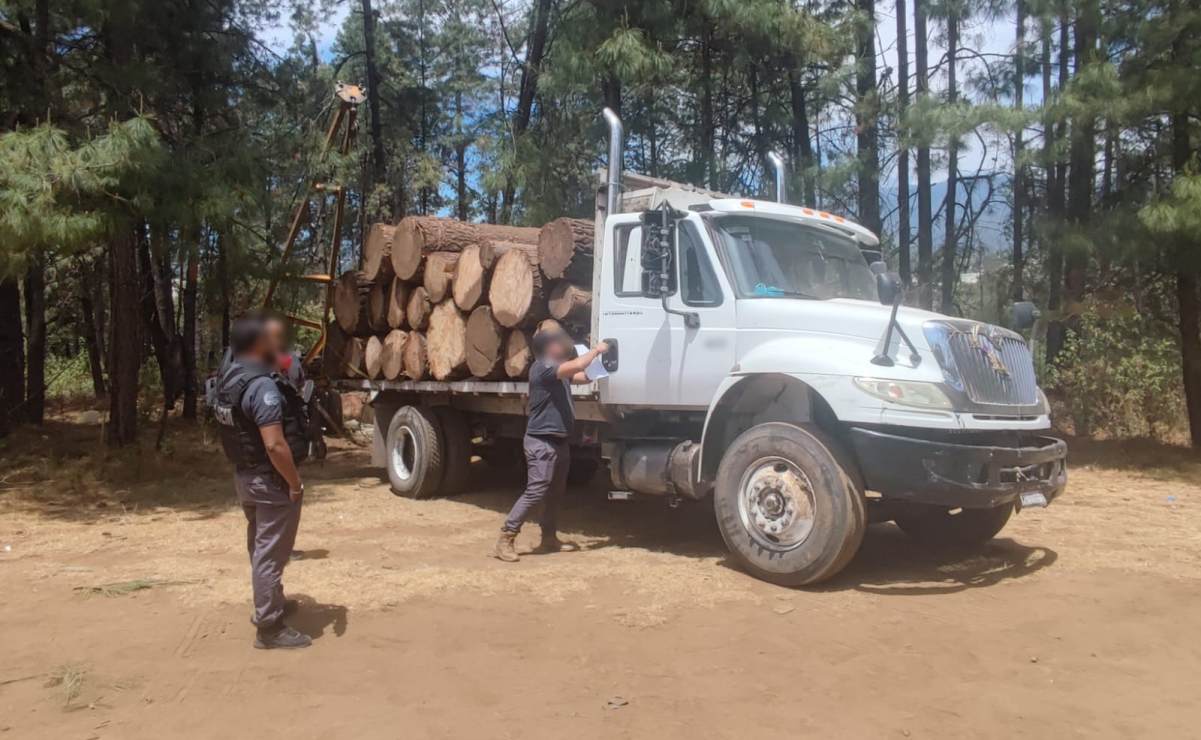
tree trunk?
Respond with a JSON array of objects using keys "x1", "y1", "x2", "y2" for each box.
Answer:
[
  {"x1": 538, "y1": 218, "x2": 594, "y2": 282},
  {"x1": 108, "y1": 229, "x2": 142, "y2": 446},
  {"x1": 427, "y1": 300, "x2": 470, "y2": 380},
  {"x1": 548, "y1": 282, "x2": 592, "y2": 324},
  {"x1": 360, "y1": 0, "x2": 387, "y2": 197},
  {"x1": 381, "y1": 329, "x2": 407, "y2": 380},
  {"x1": 23, "y1": 256, "x2": 46, "y2": 424},
  {"x1": 503, "y1": 329, "x2": 532, "y2": 379},
  {"x1": 216, "y1": 230, "x2": 231, "y2": 349},
  {"x1": 700, "y1": 27, "x2": 716, "y2": 190},
  {"x1": 855, "y1": 0, "x2": 881, "y2": 234},
  {"x1": 364, "y1": 335, "x2": 385, "y2": 379},
  {"x1": 1063, "y1": 1, "x2": 1097, "y2": 320},
  {"x1": 0, "y1": 278, "x2": 24, "y2": 437},
  {"x1": 79, "y1": 268, "x2": 107, "y2": 398},
  {"x1": 940, "y1": 10, "x2": 959, "y2": 312},
  {"x1": 391, "y1": 216, "x2": 538, "y2": 280},
  {"x1": 499, "y1": 0, "x2": 552, "y2": 224},
  {"x1": 1011, "y1": 0, "x2": 1025, "y2": 301},
  {"x1": 1045, "y1": 14, "x2": 1071, "y2": 364},
  {"x1": 896, "y1": 0, "x2": 911, "y2": 285},
  {"x1": 488, "y1": 248, "x2": 545, "y2": 328},
  {"x1": 387, "y1": 277, "x2": 411, "y2": 329},
  {"x1": 452, "y1": 244, "x2": 489, "y2": 312},
  {"x1": 914, "y1": 0, "x2": 934, "y2": 309},
  {"x1": 181, "y1": 242, "x2": 199, "y2": 419},
  {"x1": 466, "y1": 306, "x2": 506, "y2": 379}
]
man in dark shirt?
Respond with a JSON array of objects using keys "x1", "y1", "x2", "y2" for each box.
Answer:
[
  {"x1": 214, "y1": 314, "x2": 311, "y2": 649},
  {"x1": 494, "y1": 330, "x2": 608, "y2": 562}
]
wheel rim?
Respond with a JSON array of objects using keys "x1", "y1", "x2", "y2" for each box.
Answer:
[
  {"x1": 390, "y1": 425, "x2": 417, "y2": 482},
  {"x1": 737, "y1": 456, "x2": 817, "y2": 552}
]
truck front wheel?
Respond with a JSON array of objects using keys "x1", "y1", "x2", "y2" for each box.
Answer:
[
  {"x1": 386, "y1": 406, "x2": 445, "y2": 499},
  {"x1": 714, "y1": 423, "x2": 864, "y2": 586},
  {"x1": 893, "y1": 504, "x2": 1013, "y2": 546}
]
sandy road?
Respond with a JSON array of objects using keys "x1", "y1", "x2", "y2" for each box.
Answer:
[{"x1": 1, "y1": 421, "x2": 1199, "y2": 738}]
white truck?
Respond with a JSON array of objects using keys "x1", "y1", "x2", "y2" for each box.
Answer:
[{"x1": 345, "y1": 109, "x2": 1067, "y2": 586}]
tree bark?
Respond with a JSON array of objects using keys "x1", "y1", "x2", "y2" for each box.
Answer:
[
  {"x1": 1011, "y1": 0, "x2": 1026, "y2": 302},
  {"x1": 914, "y1": 0, "x2": 934, "y2": 309},
  {"x1": 855, "y1": 0, "x2": 881, "y2": 234},
  {"x1": 548, "y1": 282, "x2": 592, "y2": 323},
  {"x1": 0, "y1": 278, "x2": 25, "y2": 436},
  {"x1": 79, "y1": 267, "x2": 107, "y2": 398},
  {"x1": 361, "y1": 0, "x2": 387, "y2": 196},
  {"x1": 896, "y1": 0, "x2": 911, "y2": 285},
  {"x1": 940, "y1": 10, "x2": 960, "y2": 312},
  {"x1": 181, "y1": 241, "x2": 199, "y2": 419},
  {"x1": 108, "y1": 229, "x2": 142, "y2": 446},
  {"x1": 1063, "y1": 1, "x2": 1097, "y2": 320},
  {"x1": 1044, "y1": 14, "x2": 1071, "y2": 364},
  {"x1": 538, "y1": 218, "x2": 594, "y2": 282},
  {"x1": 391, "y1": 216, "x2": 538, "y2": 280}
]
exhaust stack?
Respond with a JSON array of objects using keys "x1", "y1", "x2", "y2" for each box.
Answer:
[
  {"x1": 603, "y1": 107, "x2": 623, "y2": 216},
  {"x1": 766, "y1": 152, "x2": 787, "y2": 204}
]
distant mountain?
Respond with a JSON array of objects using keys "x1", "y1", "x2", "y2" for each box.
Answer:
[{"x1": 879, "y1": 173, "x2": 1013, "y2": 256}]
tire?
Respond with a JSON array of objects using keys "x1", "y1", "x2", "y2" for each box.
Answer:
[
  {"x1": 434, "y1": 407, "x2": 472, "y2": 495},
  {"x1": 714, "y1": 422, "x2": 862, "y2": 586},
  {"x1": 476, "y1": 438, "x2": 521, "y2": 469},
  {"x1": 385, "y1": 405, "x2": 445, "y2": 499},
  {"x1": 799, "y1": 425, "x2": 866, "y2": 579},
  {"x1": 566, "y1": 455, "x2": 599, "y2": 486},
  {"x1": 321, "y1": 389, "x2": 343, "y2": 436},
  {"x1": 894, "y1": 504, "x2": 1013, "y2": 546}
]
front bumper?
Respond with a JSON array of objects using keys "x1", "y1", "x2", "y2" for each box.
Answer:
[{"x1": 848, "y1": 427, "x2": 1067, "y2": 509}]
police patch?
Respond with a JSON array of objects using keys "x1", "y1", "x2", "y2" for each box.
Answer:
[{"x1": 262, "y1": 390, "x2": 282, "y2": 407}]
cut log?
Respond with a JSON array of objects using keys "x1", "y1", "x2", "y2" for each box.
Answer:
[
  {"x1": 363, "y1": 223, "x2": 397, "y2": 282},
  {"x1": 503, "y1": 330, "x2": 532, "y2": 379},
  {"x1": 403, "y1": 331, "x2": 429, "y2": 380},
  {"x1": 547, "y1": 281, "x2": 592, "y2": 323},
  {"x1": 343, "y1": 337, "x2": 367, "y2": 379},
  {"x1": 333, "y1": 271, "x2": 374, "y2": 336},
  {"x1": 537, "y1": 318, "x2": 564, "y2": 336},
  {"x1": 367, "y1": 278, "x2": 392, "y2": 332},
  {"x1": 427, "y1": 300, "x2": 469, "y2": 380},
  {"x1": 406, "y1": 286, "x2": 431, "y2": 330},
  {"x1": 423, "y1": 252, "x2": 459, "y2": 303},
  {"x1": 323, "y1": 322, "x2": 348, "y2": 377},
  {"x1": 489, "y1": 248, "x2": 545, "y2": 328},
  {"x1": 387, "y1": 277, "x2": 410, "y2": 329},
  {"x1": 451, "y1": 244, "x2": 487, "y2": 312},
  {"x1": 381, "y1": 329, "x2": 407, "y2": 380},
  {"x1": 466, "y1": 306, "x2": 506, "y2": 379},
  {"x1": 479, "y1": 239, "x2": 539, "y2": 270},
  {"x1": 391, "y1": 216, "x2": 539, "y2": 280},
  {"x1": 364, "y1": 335, "x2": 385, "y2": 379},
  {"x1": 538, "y1": 217, "x2": 594, "y2": 282}
]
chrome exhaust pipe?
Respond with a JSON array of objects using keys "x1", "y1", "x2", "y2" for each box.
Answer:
[
  {"x1": 603, "y1": 107, "x2": 623, "y2": 216},
  {"x1": 766, "y1": 151, "x2": 787, "y2": 204}
]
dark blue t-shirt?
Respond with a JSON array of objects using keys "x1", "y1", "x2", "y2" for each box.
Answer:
[{"x1": 526, "y1": 359, "x2": 574, "y2": 437}]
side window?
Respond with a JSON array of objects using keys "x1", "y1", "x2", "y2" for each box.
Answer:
[
  {"x1": 677, "y1": 223, "x2": 723, "y2": 307},
  {"x1": 614, "y1": 224, "x2": 644, "y2": 297}
]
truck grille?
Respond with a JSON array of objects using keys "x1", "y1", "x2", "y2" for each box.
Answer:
[{"x1": 926, "y1": 321, "x2": 1038, "y2": 407}]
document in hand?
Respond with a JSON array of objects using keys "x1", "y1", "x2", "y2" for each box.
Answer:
[{"x1": 574, "y1": 344, "x2": 609, "y2": 381}]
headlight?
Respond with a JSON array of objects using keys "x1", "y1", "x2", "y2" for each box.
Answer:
[{"x1": 853, "y1": 377, "x2": 953, "y2": 410}]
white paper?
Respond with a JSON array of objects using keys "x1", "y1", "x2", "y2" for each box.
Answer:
[{"x1": 575, "y1": 343, "x2": 609, "y2": 381}]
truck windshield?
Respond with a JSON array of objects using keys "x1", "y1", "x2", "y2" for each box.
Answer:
[{"x1": 708, "y1": 215, "x2": 877, "y2": 301}]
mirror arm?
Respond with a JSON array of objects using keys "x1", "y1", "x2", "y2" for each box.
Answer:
[
  {"x1": 662, "y1": 294, "x2": 700, "y2": 328},
  {"x1": 872, "y1": 298, "x2": 922, "y2": 367}
]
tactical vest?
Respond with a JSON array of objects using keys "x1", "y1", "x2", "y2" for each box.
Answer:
[{"x1": 214, "y1": 358, "x2": 310, "y2": 474}]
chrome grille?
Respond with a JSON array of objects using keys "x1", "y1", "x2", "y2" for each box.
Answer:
[{"x1": 945, "y1": 330, "x2": 1038, "y2": 406}]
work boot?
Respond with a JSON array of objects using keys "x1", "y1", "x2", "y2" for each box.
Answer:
[
  {"x1": 493, "y1": 530, "x2": 519, "y2": 562},
  {"x1": 254, "y1": 624, "x2": 312, "y2": 650}
]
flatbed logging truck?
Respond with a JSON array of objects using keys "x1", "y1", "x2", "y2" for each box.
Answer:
[{"x1": 328, "y1": 108, "x2": 1067, "y2": 586}]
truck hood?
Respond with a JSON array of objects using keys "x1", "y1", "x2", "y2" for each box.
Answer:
[{"x1": 736, "y1": 298, "x2": 945, "y2": 349}]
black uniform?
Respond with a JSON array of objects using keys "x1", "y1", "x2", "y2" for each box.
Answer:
[{"x1": 213, "y1": 357, "x2": 310, "y2": 629}]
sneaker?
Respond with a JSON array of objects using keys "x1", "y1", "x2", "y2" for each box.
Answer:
[{"x1": 254, "y1": 625, "x2": 312, "y2": 650}]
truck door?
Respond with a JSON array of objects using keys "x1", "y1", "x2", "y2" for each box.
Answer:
[{"x1": 598, "y1": 214, "x2": 736, "y2": 408}]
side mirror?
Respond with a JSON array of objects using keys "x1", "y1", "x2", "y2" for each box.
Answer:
[
  {"x1": 876, "y1": 272, "x2": 902, "y2": 306},
  {"x1": 1011, "y1": 301, "x2": 1039, "y2": 330},
  {"x1": 863, "y1": 250, "x2": 884, "y2": 267},
  {"x1": 869, "y1": 260, "x2": 887, "y2": 276}
]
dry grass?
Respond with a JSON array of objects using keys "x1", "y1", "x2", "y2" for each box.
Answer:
[{"x1": 44, "y1": 664, "x2": 86, "y2": 707}]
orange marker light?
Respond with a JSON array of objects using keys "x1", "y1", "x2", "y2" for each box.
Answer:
[{"x1": 739, "y1": 200, "x2": 755, "y2": 208}]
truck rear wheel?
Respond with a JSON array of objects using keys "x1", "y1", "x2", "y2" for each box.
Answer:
[
  {"x1": 894, "y1": 504, "x2": 1013, "y2": 546},
  {"x1": 434, "y1": 407, "x2": 472, "y2": 495},
  {"x1": 714, "y1": 422, "x2": 863, "y2": 586},
  {"x1": 386, "y1": 405, "x2": 444, "y2": 499}
]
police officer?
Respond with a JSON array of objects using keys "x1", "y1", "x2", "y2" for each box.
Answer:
[{"x1": 214, "y1": 312, "x2": 312, "y2": 649}]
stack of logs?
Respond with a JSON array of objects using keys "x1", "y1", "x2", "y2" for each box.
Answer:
[{"x1": 325, "y1": 214, "x2": 594, "y2": 381}]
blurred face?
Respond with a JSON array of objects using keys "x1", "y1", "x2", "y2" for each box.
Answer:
[
  {"x1": 256, "y1": 318, "x2": 287, "y2": 366},
  {"x1": 543, "y1": 336, "x2": 569, "y2": 362}
]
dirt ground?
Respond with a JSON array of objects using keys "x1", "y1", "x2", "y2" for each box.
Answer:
[{"x1": 1, "y1": 416, "x2": 1200, "y2": 739}]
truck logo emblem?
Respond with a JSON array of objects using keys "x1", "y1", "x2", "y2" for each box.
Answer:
[{"x1": 966, "y1": 324, "x2": 1010, "y2": 378}]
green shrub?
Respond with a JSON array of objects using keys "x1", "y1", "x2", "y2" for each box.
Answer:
[{"x1": 1048, "y1": 306, "x2": 1185, "y2": 440}]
